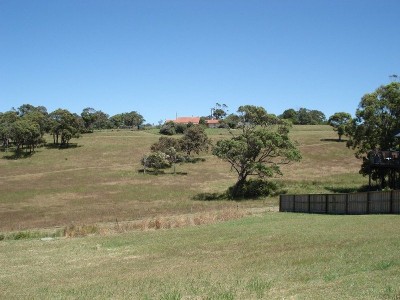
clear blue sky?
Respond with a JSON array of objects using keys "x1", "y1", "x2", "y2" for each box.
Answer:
[{"x1": 1, "y1": 0, "x2": 399, "y2": 124}]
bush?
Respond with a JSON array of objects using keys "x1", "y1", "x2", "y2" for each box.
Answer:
[
  {"x1": 227, "y1": 179, "x2": 283, "y2": 199},
  {"x1": 142, "y1": 152, "x2": 171, "y2": 172},
  {"x1": 159, "y1": 122, "x2": 176, "y2": 135},
  {"x1": 175, "y1": 123, "x2": 187, "y2": 134}
]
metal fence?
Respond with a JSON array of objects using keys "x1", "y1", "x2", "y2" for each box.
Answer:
[{"x1": 280, "y1": 190, "x2": 400, "y2": 214}]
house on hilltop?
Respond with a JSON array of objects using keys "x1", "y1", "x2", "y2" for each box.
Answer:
[{"x1": 166, "y1": 116, "x2": 221, "y2": 128}]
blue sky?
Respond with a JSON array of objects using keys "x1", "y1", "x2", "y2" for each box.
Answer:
[{"x1": 1, "y1": 0, "x2": 399, "y2": 124}]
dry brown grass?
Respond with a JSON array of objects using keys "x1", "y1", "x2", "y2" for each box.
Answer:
[{"x1": 0, "y1": 126, "x2": 364, "y2": 232}]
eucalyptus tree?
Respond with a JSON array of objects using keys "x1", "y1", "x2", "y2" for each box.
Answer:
[
  {"x1": 346, "y1": 82, "x2": 400, "y2": 186},
  {"x1": 49, "y1": 109, "x2": 81, "y2": 146},
  {"x1": 180, "y1": 125, "x2": 210, "y2": 156},
  {"x1": 0, "y1": 111, "x2": 19, "y2": 149},
  {"x1": 213, "y1": 105, "x2": 301, "y2": 198},
  {"x1": 328, "y1": 112, "x2": 352, "y2": 141},
  {"x1": 347, "y1": 82, "x2": 400, "y2": 157}
]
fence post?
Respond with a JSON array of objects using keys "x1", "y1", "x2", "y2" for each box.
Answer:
[
  {"x1": 345, "y1": 193, "x2": 349, "y2": 214},
  {"x1": 308, "y1": 194, "x2": 311, "y2": 213},
  {"x1": 367, "y1": 191, "x2": 370, "y2": 214}
]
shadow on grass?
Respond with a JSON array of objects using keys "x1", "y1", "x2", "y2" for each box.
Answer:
[
  {"x1": 320, "y1": 138, "x2": 347, "y2": 143},
  {"x1": 138, "y1": 169, "x2": 188, "y2": 176},
  {"x1": 192, "y1": 192, "x2": 228, "y2": 201},
  {"x1": 2, "y1": 151, "x2": 34, "y2": 160},
  {"x1": 325, "y1": 185, "x2": 374, "y2": 193},
  {"x1": 44, "y1": 143, "x2": 81, "y2": 150}
]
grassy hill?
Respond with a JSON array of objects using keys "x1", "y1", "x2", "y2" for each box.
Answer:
[
  {"x1": 1, "y1": 126, "x2": 399, "y2": 299},
  {"x1": 0, "y1": 125, "x2": 363, "y2": 231}
]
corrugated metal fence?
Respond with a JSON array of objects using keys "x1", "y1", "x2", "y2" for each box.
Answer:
[{"x1": 280, "y1": 190, "x2": 400, "y2": 214}]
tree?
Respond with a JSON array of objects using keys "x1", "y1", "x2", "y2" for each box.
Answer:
[
  {"x1": 347, "y1": 82, "x2": 400, "y2": 158},
  {"x1": 280, "y1": 108, "x2": 326, "y2": 125},
  {"x1": 212, "y1": 103, "x2": 228, "y2": 120},
  {"x1": 213, "y1": 105, "x2": 301, "y2": 198},
  {"x1": 124, "y1": 111, "x2": 145, "y2": 129},
  {"x1": 0, "y1": 111, "x2": 19, "y2": 150},
  {"x1": 346, "y1": 82, "x2": 400, "y2": 187},
  {"x1": 279, "y1": 109, "x2": 297, "y2": 123},
  {"x1": 81, "y1": 107, "x2": 98, "y2": 132},
  {"x1": 151, "y1": 136, "x2": 181, "y2": 153},
  {"x1": 221, "y1": 113, "x2": 240, "y2": 129},
  {"x1": 92, "y1": 110, "x2": 112, "y2": 129},
  {"x1": 159, "y1": 121, "x2": 176, "y2": 135},
  {"x1": 109, "y1": 113, "x2": 125, "y2": 128},
  {"x1": 328, "y1": 112, "x2": 352, "y2": 141},
  {"x1": 297, "y1": 108, "x2": 326, "y2": 125},
  {"x1": 49, "y1": 109, "x2": 81, "y2": 146},
  {"x1": 141, "y1": 152, "x2": 171, "y2": 173},
  {"x1": 10, "y1": 119, "x2": 41, "y2": 152},
  {"x1": 179, "y1": 125, "x2": 210, "y2": 156}
]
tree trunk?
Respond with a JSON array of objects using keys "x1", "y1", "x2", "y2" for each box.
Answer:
[{"x1": 231, "y1": 174, "x2": 247, "y2": 198}]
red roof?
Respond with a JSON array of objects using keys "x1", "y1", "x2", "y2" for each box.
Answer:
[{"x1": 167, "y1": 117, "x2": 200, "y2": 124}]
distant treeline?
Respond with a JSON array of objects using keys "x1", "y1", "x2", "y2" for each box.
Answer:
[{"x1": 0, "y1": 104, "x2": 145, "y2": 152}]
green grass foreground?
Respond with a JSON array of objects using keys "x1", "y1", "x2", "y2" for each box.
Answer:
[{"x1": 1, "y1": 213, "x2": 399, "y2": 299}]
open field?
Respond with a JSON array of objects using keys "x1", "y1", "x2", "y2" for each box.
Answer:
[
  {"x1": 1, "y1": 213, "x2": 399, "y2": 299},
  {"x1": 0, "y1": 125, "x2": 364, "y2": 232},
  {"x1": 1, "y1": 125, "x2": 398, "y2": 299}
]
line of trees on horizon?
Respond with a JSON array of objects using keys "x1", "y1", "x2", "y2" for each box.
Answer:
[{"x1": 0, "y1": 104, "x2": 145, "y2": 153}]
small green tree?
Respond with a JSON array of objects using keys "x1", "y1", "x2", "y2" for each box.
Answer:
[
  {"x1": 221, "y1": 113, "x2": 240, "y2": 129},
  {"x1": 159, "y1": 121, "x2": 176, "y2": 135},
  {"x1": 151, "y1": 136, "x2": 181, "y2": 152},
  {"x1": 213, "y1": 105, "x2": 301, "y2": 198},
  {"x1": 212, "y1": 103, "x2": 228, "y2": 120},
  {"x1": 180, "y1": 125, "x2": 210, "y2": 156},
  {"x1": 141, "y1": 152, "x2": 171, "y2": 173},
  {"x1": 328, "y1": 112, "x2": 352, "y2": 141},
  {"x1": 49, "y1": 109, "x2": 81, "y2": 146}
]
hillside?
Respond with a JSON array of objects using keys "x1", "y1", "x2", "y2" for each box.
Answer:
[{"x1": 0, "y1": 125, "x2": 363, "y2": 231}]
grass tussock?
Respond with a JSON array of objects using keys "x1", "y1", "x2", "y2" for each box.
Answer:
[{"x1": 98, "y1": 208, "x2": 251, "y2": 236}]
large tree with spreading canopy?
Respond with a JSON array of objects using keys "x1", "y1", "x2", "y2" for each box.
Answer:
[{"x1": 213, "y1": 105, "x2": 301, "y2": 198}]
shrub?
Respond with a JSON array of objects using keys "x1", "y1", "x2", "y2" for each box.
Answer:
[
  {"x1": 175, "y1": 123, "x2": 187, "y2": 134},
  {"x1": 227, "y1": 179, "x2": 283, "y2": 199},
  {"x1": 142, "y1": 152, "x2": 171, "y2": 172},
  {"x1": 159, "y1": 122, "x2": 176, "y2": 135}
]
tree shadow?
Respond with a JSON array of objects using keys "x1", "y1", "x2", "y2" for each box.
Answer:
[
  {"x1": 138, "y1": 169, "x2": 188, "y2": 176},
  {"x1": 324, "y1": 185, "x2": 373, "y2": 193},
  {"x1": 320, "y1": 138, "x2": 347, "y2": 142},
  {"x1": 44, "y1": 143, "x2": 81, "y2": 150},
  {"x1": 2, "y1": 151, "x2": 34, "y2": 160},
  {"x1": 192, "y1": 192, "x2": 228, "y2": 201}
]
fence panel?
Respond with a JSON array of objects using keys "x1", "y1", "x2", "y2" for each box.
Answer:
[
  {"x1": 345, "y1": 193, "x2": 368, "y2": 214},
  {"x1": 280, "y1": 190, "x2": 400, "y2": 214},
  {"x1": 369, "y1": 191, "x2": 391, "y2": 213},
  {"x1": 309, "y1": 194, "x2": 326, "y2": 213},
  {"x1": 391, "y1": 190, "x2": 400, "y2": 213},
  {"x1": 279, "y1": 195, "x2": 295, "y2": 212},
  {"x1": 327, "y1": 194, "x2": 347, "y2": 214},
  {"x1": 294, "y1": 195, "x2": 309, "y2": 213}
]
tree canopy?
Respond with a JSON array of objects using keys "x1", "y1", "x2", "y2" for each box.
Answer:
[
  {"x1": 213, "y1": 105, "x2": 301, "y2": 198},
  {"x1": 347, "y1": 82, "x2": 400, "y2": 157},
  {"x1": 346, "y1": 82, "x2": 400, "y2": 187},
  {"x1": 279, "y1": 108, "x2": 326, "y2": 125},
  {"x1": 328, "y1": 112, "x2": 352, "y2": 141}
]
